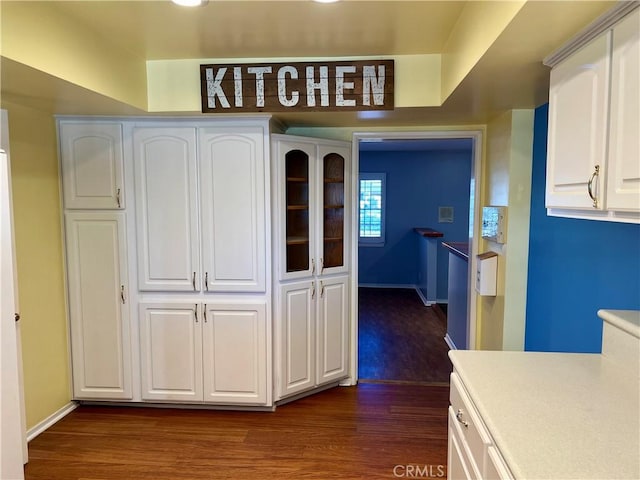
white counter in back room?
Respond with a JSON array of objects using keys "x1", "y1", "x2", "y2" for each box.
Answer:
[{"x1": 448, "y1": 309, "x2": 640, "y2": 480}]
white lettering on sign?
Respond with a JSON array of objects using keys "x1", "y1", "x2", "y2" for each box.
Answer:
[
  {"x1": 277, "y1": 66, "x2": 299, "y2": 107},
  {"x1": 363, "y1": 65, "x2": 385, "y2": 106},
  {"x1": 233, "y1": 66, "x2": 243, "y2": 108},
  {"x1": 202, "y1": 61, "x2": 393, "y2": 112},
  {"x1": 336, "y1": 65, "x2": 356, "y2": 107},
  {"x1": 206, "y1": 67, "x2": 230, "y2": 109},
  {"x1": 306, "y1": 66, "x2": 329, "y2": 107},
  {"x1": 247, "y1": 66, "x2": 272, "y2": 108}
]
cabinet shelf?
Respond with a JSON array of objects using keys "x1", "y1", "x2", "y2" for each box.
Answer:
[
  {"x1": 287, "y1": 237, "x2": 310, "y2": 245},
  {"x1": 324, "y1": 204, "x2": 344, "y2": 209},
  {"x1": 287, "y1": 177, "x2": 307, "y2": 182},
  {"x1": 324, "y1": 178, "x2": 344, "y2": 184},
  {"x1": 287, "y1": 205, "x2": 309, "y2": 211},
  {"x1": 324, "y1": 236, "x2": 343, "y2": 242}
]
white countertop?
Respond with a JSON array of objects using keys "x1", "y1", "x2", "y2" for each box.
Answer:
[{"x1": 449, "y1": 349, "x2": 640, "y2": 479}]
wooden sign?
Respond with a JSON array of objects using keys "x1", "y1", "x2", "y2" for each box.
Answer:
[{"x1": 200, "y1": 60, "x2": 394, "y2": 113}]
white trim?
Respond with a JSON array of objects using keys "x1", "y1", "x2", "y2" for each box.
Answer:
[
  {"x1": 415, "y1": 288, "x2": 432, "y2": 306},
  {"x1": 444, "y1": 333, "x2": 457, "y2": 351},
  {"x1": 26, "y1": 402, "x2": 78, "y2": 442},
  {"x1": 544, "y1": 2, "x2": 639, "y2": 67}
]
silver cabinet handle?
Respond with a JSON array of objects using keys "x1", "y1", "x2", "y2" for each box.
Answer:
[
  {"x1": 194, "y1": 304, "x2": 198, "y2": 323},
  {"x1": 311, "y1": 281, "x2": 316, "y2": 299},
  {"x1": 120, "y1": 285, "x2": 126, "y2": 304},
  {"x1": 455, "y1": 409, "x2": 469, "y2": 428},
  {"x1": 320, "y1": 257, "x2": 324, "y2": 274},
  {"x1": 116, "y1": 188, "x2": 121, "y2": 208},
  {"x1": 14, "y1": 313, "x2": 20, "y2": 322},
  {"x1": 205, "y1": 272, "x2": 209, "y2": 291},
  {"x1": 320, "y1": 281, "x2": 325, "y2": 298},
  {"x1": 311, "y1": 258, "x2": 316, "y2": 274},
  {"x1": 192, "y1": 272, "x2": 196, "y2": 291},
  {"x1": 203, "y1": 304, "x2": 207, "y2": 323},
  {"x1": 587, "y1": 165, "x2": 600, "y2": 208}
]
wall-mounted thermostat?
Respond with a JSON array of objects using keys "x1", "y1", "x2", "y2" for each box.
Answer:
[
  {"x1": 476, "y1": 251, "x2": 498, "y2": 296},
  {"x1": 481, "y1": 206, "x2": 507, "y2": 244}
]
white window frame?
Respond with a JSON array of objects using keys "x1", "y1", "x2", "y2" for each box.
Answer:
[{"x1": 358, "y1": 172, "x2": 386, "y2": 246}]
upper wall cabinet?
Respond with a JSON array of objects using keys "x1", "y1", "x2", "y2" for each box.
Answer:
[
  {"x1": 59, "y1": 122, "x2": 125, "y2": 209},
  {"x1": 272, "y1": 135, "x2": 351, "y2": 281},
  {"x1": 134, "y1": 124, "x2": 268, "y2": 293},
  {"x1": 545, "y1": 7, "x2": 639, "y2": 223}
]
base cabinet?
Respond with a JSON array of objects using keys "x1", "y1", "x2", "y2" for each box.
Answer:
[
  {"x1": 277, "y1": 275, "x2": 349, "y2": 400},
  {"x1": 139, "y1": 302, "x2": 268, "y2": 405},
  {"x1": 448, "y1": 372, "x2": 513, "y2": 480},
  {"x1": 65, "y1": 212, "x2": 132, "y2": 400}
]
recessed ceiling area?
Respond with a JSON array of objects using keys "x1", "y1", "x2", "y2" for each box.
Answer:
[{"x1": 0, "y1": 1, "x2": 618, "y2": 127}]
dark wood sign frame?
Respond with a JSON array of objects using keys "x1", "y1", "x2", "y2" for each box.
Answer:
[{"x1": 200, "y1": 60, "x2": 394, "y2": 113}]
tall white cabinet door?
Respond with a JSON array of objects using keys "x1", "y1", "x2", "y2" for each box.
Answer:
[
  {"x1": 202, "y1": 303, "x2": 267, "y2": 405},
  {"x1": 139, "y1": 303, "x2": 202, "y2": 402},
  {"x1": 546, "y1": 33, "x2": 610, "y2": 210},
  {"x1": 607, "y1": 9, "x2": 640, "y2": 211},
  {"x1": 59, "y1": 122, "x2": 124, "y2": 209},
  {"x1": 279, "y1": 281, "x2": 315, "y2": 398},
  {"x1": 316, "y1": 275, "x2": 349, "y2": 386},
  {"x1": 199, "y1": 127, "x2": 266, "y2": 292},
  {"x1": 134, "y1": 128, "x2": 200, "y2": 291},
  {"x1": 65, "y1": 212, "x2": 132, "y2": 399}
]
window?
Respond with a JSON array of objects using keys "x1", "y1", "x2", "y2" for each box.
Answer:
[{"x1": 359, "y1": 173, "x2": 386, "y2": 245}]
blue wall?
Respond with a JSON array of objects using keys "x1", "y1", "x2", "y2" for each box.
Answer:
[
  {"x1": 525, "y1": 104, "x2": 640, "y2": 353},
  {"x1": 358, "y1": 148, "x2": 472, "y2": 299}
]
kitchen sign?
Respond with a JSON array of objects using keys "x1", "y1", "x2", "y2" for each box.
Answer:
[{"x1": 200, "y1": 60, "x2": 394, "y2": 113}]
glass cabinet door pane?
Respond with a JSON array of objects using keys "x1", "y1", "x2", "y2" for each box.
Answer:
[
  {"x1": 285, "y1": 150, "x2": 310, "y2": 272},
  {"x1": 322, "y1": 153, "x2": 345, "y2": 269}
]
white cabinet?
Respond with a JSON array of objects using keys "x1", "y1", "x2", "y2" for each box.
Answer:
[
  {"x1": 59, "y1": 122, "x2": 125, "y2": 209},
  {"x1": 606, "y1": 9, "x2": 640, "y2": 211},
  {"x1": 272, "y1": 134, "x2": 351, "y2": 401},
  {"x1": 199, "y1": 127, "x2": 267, "y2": 292},
  {"x1": 202, "y1": 303, "x2": 267, "y2": 404},
  {"x1": 277, "y1": 275, "x2": 349, "y2": 399},
  {"x1": 134, "y1": 125, "x2": 267, "y2": 292},
  {"x1": 134, "y1": 127, "x2": 200, "y2": 292},
  {"x1": 65, "y1": 212, "x2": 132, "y2": 399},
  {"x1": 140, "y1": 302, "x2": 268, "y2": 405},
  {"x1": 139, "y1": 303, "x2": 202, "y2": 402},
  {"x1": 545, "y1": 7, "x2": 640, "y2": 223},
  {"x1": 272, "y1": 135, "x2": 351, "y2": 281},
  {"x1": 448, "y1": 373, "x2": 513, "y2": 480}
]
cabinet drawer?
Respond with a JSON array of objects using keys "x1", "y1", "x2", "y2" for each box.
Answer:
[
  {"x1": 450, "y1": 373, "x2": 492, "y2": 471},
  {"x1": 448, "y1": 406, "x2": 480, "y2": 480}
]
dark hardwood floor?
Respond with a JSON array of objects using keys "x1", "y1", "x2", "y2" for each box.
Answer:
[
  {"x1": 24, "y1": 383, "x2": 449, "y2": 480},
  {"x1": 358, "y1": 287, "x2": 452, "y2": 384}
]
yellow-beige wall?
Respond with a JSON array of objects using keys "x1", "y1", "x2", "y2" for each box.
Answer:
[
  {"x1": 479, "y1": 109, "x2": 533, "y2": 351},
  {"x1": 5, "y1": 101, "x2": 71, "y2": 429}
]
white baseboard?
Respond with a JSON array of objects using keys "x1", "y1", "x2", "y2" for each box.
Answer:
[
  {"x1": 444, "y1": 333, "x2": 457, "y2": 351},
  {"x1": 415, "y1": 288, "x2": 435, "y2": 307},
  {"x1": 27, "y1": 401, "x2": 78, "y2": 442}
]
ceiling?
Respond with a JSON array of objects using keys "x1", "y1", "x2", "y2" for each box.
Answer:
[{"x1": 0, "y1": 0, "x2": 618, "y2": 128}]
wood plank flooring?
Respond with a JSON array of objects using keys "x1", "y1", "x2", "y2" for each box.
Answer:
[
  {"x1": 24, "y1": 383, "x2": 449, "y2": 480},
  {"x1": 358, "y1": 288, "x2": 452, "y2": 383}
]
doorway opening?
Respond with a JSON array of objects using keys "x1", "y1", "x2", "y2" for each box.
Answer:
[{"x1": 349, "y1": 131, "x2": 483, "y2": 384}]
